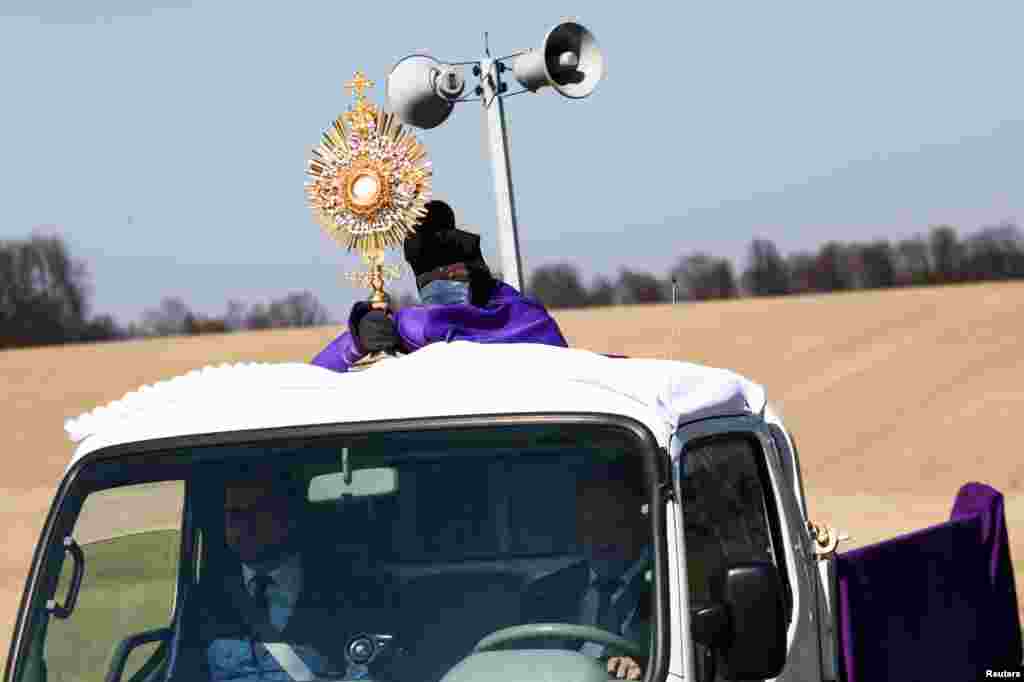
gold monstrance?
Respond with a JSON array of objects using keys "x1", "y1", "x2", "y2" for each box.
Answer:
[{"x1": 305, "y1": 71, "x2": 433, "y2": 313}]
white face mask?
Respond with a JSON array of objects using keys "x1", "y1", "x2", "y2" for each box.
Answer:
[{"x1": 419, "y1": 279, "x2": 471, "y2": 305}]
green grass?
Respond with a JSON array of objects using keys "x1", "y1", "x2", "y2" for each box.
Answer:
[{"x1": 43, "y1": 530, "x2": 180, "y2": 682}]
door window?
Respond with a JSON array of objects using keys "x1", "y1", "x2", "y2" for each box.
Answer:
[
  {"x1": 678, "y1": 434, "x2": 789, "y2": 680},
  {"x1": 679, "y1": 436, "x2": 782, "y2": 605},
  {"x1": 41, "y1": 480, "x2": 184, "y2": 682}
]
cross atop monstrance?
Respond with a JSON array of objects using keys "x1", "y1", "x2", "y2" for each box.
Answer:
[
  {"x1": 305, "y1": 69, "x2": 433, "y2": 312},
  {"x1": 344, "y1": 71, "x2": 375, "y2": 100},
  {"x1": 341, "y1": 71, "x2": 380, "y2": 139}
]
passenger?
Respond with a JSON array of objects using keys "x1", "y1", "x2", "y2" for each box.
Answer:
[
  {"x1": 521, "y1": 462, "x2": 653, "y2": 680},
  {"x1": 312, "y1": 199, "x2": 568, "y2": 373},
  {"x1": 191, "y1": 467, "x2": 394, "y2": 681}
]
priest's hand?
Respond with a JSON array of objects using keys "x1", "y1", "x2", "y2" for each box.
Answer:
[
  {"x1": 357, "y1": 310, "x2": 399, "y2": 353},
  {"x1": 606, "y1": 656, "x2": 643, "y2": 680}
]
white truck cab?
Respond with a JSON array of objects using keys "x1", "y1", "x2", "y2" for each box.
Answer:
[{"x1": 0, "y1": 341, "x2": 975, "y2": 682}]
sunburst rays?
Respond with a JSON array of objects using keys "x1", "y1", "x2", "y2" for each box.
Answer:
[{"x1": 305, "y1": 74, "x2": 433, "y2": 255}]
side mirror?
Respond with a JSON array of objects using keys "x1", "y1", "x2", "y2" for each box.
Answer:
[
  {"x1": 691, "y1": 561, "x2": 787, "y2": 681},
  {"x1": 720, "y1": 562, "x2": 786, "y2": 679}
]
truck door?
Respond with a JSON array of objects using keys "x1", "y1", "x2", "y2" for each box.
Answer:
[{"x1": 674, "y1": 416, "x2": 820, "y2": 681}]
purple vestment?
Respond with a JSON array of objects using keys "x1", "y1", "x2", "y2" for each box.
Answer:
[
  {"x1": 835, "y1": 482, "x2": 1021, "y2": 680},
  {"x1": 311, "y1": 282, "x2": 568, "y2": 373}
]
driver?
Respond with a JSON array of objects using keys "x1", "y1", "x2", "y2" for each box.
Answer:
[
  {"x1": 521, "y1": 462, "x2": 653, "y2": 680},
  {"x1": 191, "y1": 466, "x2": 397, "y2": 680}
]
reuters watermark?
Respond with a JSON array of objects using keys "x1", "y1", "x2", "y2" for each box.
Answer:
[{"x1": 984, "y1": 670, "x2": 1023, "y2": 679}]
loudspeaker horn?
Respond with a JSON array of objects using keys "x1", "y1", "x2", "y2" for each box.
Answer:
[
  {"x1": 511, "y1": 21, "x2": 604, "y2": 99},
  {"x1": 386, "y1": 54, "x2": 465, "y2": 129}
]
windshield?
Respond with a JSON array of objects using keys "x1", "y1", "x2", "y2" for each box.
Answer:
[{"x1": 16, "y1": 421, "x2": 660, "y2": 682}]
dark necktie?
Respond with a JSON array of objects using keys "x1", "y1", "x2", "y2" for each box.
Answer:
[{"x1": 249, "y1": 574, "x2": 275, "y2": 627}]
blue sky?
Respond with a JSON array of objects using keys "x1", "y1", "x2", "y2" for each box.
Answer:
[{"x1": 1, "y1": 1, "x2": 1021, "y2": 322}]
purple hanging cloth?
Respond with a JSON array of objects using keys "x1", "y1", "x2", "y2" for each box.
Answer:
[{"x1": 835, "y1": 482, "x2": 1021, "y2": 681}]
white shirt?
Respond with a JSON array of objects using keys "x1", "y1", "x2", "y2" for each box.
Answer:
[{"x1": 241, "y1": 553, "x2": 303, "y2": 631}]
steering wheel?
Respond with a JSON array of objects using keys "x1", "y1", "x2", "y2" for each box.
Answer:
[{"x1": 473, "y1": 623, "x2": 647, "y2": 660}]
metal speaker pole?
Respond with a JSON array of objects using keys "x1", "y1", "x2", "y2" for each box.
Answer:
[{"x1": 479, "y1": 57, "x2": 525, "y2": 293}]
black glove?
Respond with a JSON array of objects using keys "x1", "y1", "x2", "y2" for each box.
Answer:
[{"x1": 356, "y1": 310, "x2": 399, "y2": 353}]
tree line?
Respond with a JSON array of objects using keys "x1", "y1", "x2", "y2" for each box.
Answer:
[
  {"x1": 2, "y1": 221, "x2": 1022, "y2": 349},
  {"x1": 526, "y1": 222, "x2": 1024, "y2": 308},
  {"x1": 0, "y1": 233, "x2": 332, "y2": 350}
]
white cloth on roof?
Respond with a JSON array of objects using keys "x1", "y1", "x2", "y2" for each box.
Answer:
[{"x1": 64, "y1": 343, "x2": 767, "y2": 467}]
